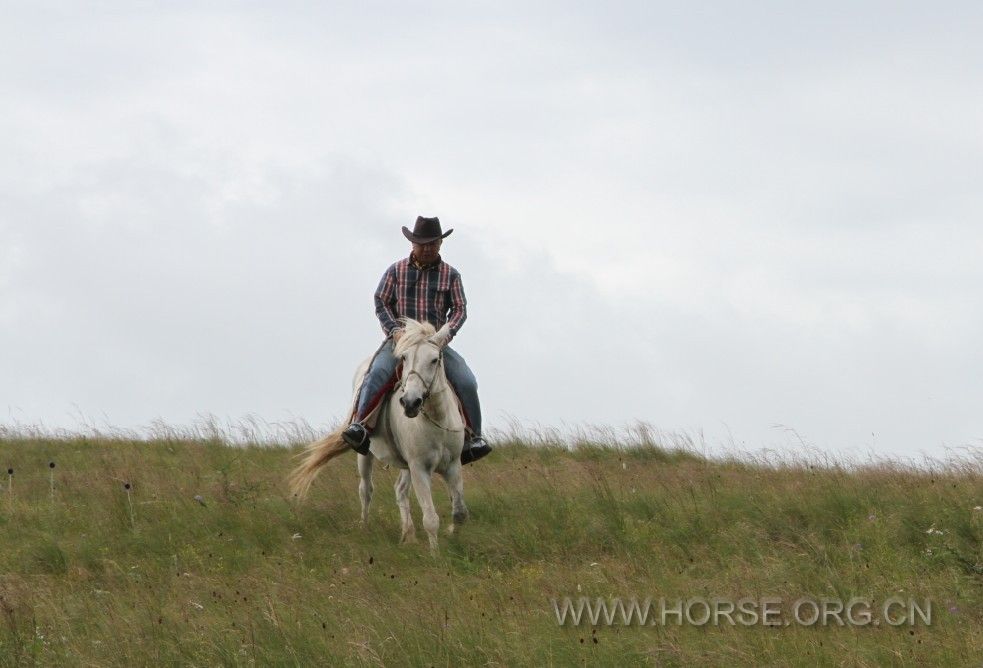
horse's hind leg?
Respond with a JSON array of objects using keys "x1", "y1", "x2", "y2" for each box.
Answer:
[
  {"x1": 409, "y1": 464, "x2": 440, "y2": 554},
  {"x1": 441, "y1": 462, "x2": 469, "y2": 535},
  {"x1": 394, "y1": 469, "x2": 416, "y2": 544},
  {"x1": 357, "y1": 453, "x2": 374, "y2": 526}
]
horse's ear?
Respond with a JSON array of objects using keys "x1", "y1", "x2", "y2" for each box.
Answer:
[{"x1": 432, "y1": 324, "x2": 451, "y2": 348}]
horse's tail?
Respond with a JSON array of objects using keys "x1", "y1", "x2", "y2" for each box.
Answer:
[{"x1": 288, "y1": 426, "x2": 351, "y2": 500}]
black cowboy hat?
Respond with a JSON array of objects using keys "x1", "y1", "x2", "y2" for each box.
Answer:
[{"x1": 402, "y1": 216, "x2": 453, "y2": 244}]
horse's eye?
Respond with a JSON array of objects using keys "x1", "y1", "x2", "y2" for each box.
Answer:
[{"x1": 431, "y1": 359, "x2": 438, "y2": 365}]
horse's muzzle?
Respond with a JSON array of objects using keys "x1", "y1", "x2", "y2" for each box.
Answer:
[{"x1": 400, "y1": 395, "x2": 423, "y2": 418}]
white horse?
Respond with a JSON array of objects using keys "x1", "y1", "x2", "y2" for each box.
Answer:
[{"x1": 289, "y1": 319, "x2": 468, "y2": 553}]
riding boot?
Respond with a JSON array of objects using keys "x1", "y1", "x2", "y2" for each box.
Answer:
[
  {"x1": 461, "y1": 435, "x2": 492, "y2": 464},
  {"x1": 343, "y1": 423, "x2": 372, "y2": 455}
]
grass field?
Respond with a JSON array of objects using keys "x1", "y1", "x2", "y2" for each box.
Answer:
[{"x1": 0, "y1": 425, "x2": 981, "y2": 666}]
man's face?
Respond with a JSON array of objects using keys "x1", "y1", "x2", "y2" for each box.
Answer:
[{"x1": 412, "y1": 239, "x2": 442, "y2": 264}]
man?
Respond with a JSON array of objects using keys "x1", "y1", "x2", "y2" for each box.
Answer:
[{"x1": 342, "y1": 216, "x2": 493, "y2": 465}]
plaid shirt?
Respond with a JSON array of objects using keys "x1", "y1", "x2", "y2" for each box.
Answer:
[{"x1": 374, "y1": 255, "x2": 468, "y2": 343}]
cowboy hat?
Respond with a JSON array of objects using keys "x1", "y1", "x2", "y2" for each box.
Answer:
[{"x1": 402, "y1": 216, "x2": 453, "y2": 244}]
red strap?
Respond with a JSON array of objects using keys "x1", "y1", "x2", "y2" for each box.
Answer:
[{"x1": 354, "y1": 363, "x2": 403, "y2": 423}]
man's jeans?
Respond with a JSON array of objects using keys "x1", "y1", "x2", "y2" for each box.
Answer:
[{"x1": 353, "y1": 339, "x2": 482, "y2": 437}]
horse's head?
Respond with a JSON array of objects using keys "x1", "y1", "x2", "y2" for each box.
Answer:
[{"x1": 393, "y1": 319, "x2": 451, "y2": 418}]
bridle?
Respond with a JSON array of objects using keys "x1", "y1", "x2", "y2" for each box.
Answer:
[
  {"x1": 395, "y1": 341, "x2": 463, "y2": 433},
  {"x1": 397, "y1": 341, "x2": 445, "y2": 404}
]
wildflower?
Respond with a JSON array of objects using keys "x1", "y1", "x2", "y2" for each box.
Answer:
[
  {"x1": 925, "y1": 525, "x2": 944, "y2": 536},
  {"x1": 867, "y1": 514, "x2": 876, "y2": 521}
]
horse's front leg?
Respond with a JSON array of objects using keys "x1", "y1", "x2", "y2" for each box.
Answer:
[
  {"x1": 394, "y1": 469, "x2": 416, "y2": 543},
  {"x1": 408, "y1": 463, "x2": 440, "y2": 554},
  {"x1": 357, "y1": 453, "x2": 374, "y2": 526},
  {"x1": 441, "y1": 461, "x2": 469, "y2": 535}
]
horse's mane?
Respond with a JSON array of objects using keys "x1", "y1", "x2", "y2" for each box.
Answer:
[{"x1": 393, "y1": 318, "x2": 438, "y2": 357}]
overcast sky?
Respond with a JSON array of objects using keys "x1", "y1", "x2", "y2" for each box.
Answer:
[{"x1": 2, "y1": 2, "x2": 981, "y2": 459}]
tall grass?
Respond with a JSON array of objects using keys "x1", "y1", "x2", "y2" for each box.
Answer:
[{"x1": 0, "y1": 423, "x2": 980, "y2": 666}]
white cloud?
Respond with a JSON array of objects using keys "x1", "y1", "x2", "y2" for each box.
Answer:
[{"x1": 2, "y1": 1, "x2": 982, "y2": 457}]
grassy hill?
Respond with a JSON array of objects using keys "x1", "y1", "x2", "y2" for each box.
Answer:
[{"x1": 0, "y1": 429, "x2": 980, "y2": 666}]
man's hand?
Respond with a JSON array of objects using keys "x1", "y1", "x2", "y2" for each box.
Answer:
[
  {"x1": 392, "y1": 329, "x2": 405, "y2": 344},
  {"x1": 432, "y1": 324, "x2": 451, "y2": 349}
]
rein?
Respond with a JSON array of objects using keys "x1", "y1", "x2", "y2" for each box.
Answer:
[{"x1": 420, "y1": 404, "x2": 464, "y2": 433}]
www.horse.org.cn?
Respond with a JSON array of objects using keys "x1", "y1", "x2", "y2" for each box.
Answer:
[{"x1": 551, "y1": 596, "x2": 932, "y2": 627}]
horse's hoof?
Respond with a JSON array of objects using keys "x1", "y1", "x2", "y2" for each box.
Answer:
[
  {"x1": 400, "y1": 533, "x2": 417, "y2": 545},
  {"x1": 445, "y1": 524, "x2": 455, "y2": 536}
]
